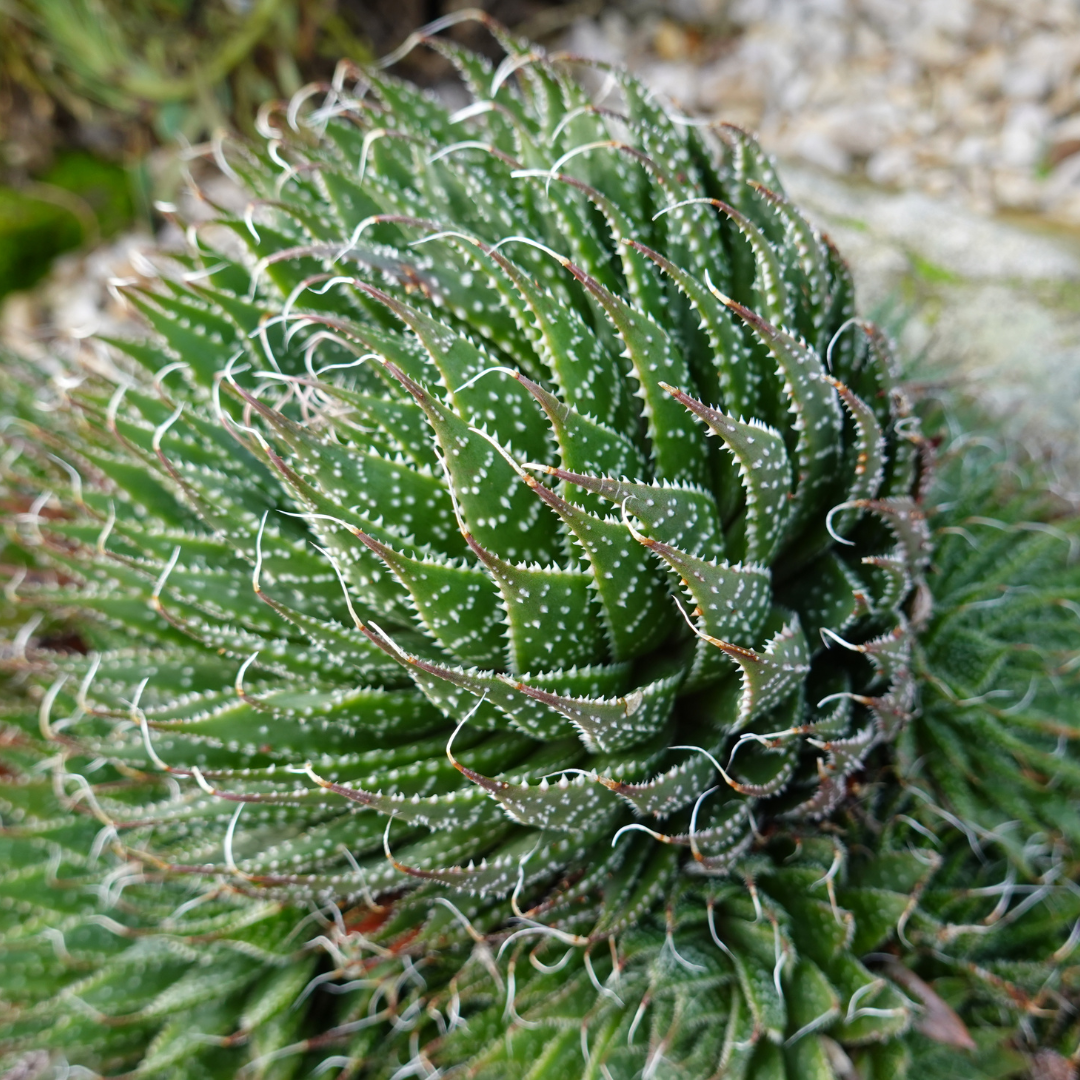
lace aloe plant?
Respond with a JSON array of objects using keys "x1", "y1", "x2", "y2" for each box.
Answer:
[{"x1": 2, "y1": 15, "x2": 1078, "y2": 1080}]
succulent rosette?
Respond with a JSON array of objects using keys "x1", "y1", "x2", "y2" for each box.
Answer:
[{"x1": 1, "y1": 16, "x2": 1078, "y2": 1080}]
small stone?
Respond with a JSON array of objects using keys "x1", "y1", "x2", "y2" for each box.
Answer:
[
  {"x1": 867, "y1": 144, "x2": 916, "y2": 186},
  {"x1": 993, "y1": 166, "x2": 1046, "y2": 210},
  {"x1": 966, "y1": 45, "x2": 1007, "y2": 97},
  {"x1": 999, "y1": 102, "x2": 1051, "y2": 169},
  {"x1": 951, "y1": 134, "x2": 990, "y2": 168},
  {"x1": 696, "y1": 55, "x2": 767, "y2": 120},
  {"x1": 787, "y1": 126, "x2": 850, "y2": 174},
  {"x1": 639, "y1": 60, "x2": 699, "y2": 107},
  {"x1": 653, "y1": 18, "x2": 693, "y2": 62}
]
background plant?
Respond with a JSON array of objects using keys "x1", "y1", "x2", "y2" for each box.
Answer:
[{"x1": 0, "y1": 0, "x2": 577, "y2": 302}]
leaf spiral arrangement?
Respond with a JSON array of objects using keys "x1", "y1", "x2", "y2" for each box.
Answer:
[{"x1": 2, "y1": 15, "x2": 1079, "y2": 1080}]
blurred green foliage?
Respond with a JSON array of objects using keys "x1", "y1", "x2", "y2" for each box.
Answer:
[
  {"x1": 41, "y1": 152, "x2": 134, "y2": 238},
  {"x1": 0, "y1": 0, "x2": 573, "y2": 299},
  {"x1": 0, "y1": 187, "x2": 81, "y2": 298},
  {"x1": 0, "y1": 0, "x2": 375, "y2": 299},
  {"x1": 0, "y1": 152, "x2": 133, "y2": 299},
  {"x1": 1, "y1": 0, "x2": 374, "y2": 143}
]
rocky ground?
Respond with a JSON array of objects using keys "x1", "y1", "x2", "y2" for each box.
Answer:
[
  {"x1": 783, "y1": 164, "x2": 1080, "y2": 493},
  {"x1": 570, "y1": 0, "x2": 1080, "y2": 224}
]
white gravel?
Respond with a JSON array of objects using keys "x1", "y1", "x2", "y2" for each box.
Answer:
[{"x1": 566, "y1": 0, "x2": 1080, "y2": 225}]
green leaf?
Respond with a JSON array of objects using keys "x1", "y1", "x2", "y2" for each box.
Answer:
[
  {"x1": 453, "y1": 759, "x2": 618, "y2": 832},
  {"x1": 716, "y1": 297, "x2": 844, "y2": 539},
  {"x1": 127, "y1": 289, "x2": 241, "y2": 386},
  {"x1": 466, "y1": 536, "x2": 605, "y2": 675},
  {"x1": 378, "y1": 359, "x2": 562, "y2": 566},
  {"x1": 719, "y1": 916, "x2": 787, "y2": 1043},
  {"x1": 717, "y1": 200, "x2": 791, "y2": 341},
  {"x1": 785, "y1": 958, "x2": 840, "y2": 1043},
  {"x1": 510, "y1": 668, "x2": 682, "y2": 753},
  {"x1": 662, "y1": 383, "x2": 792, "y2": 564},
  {"x1": 469, "y1": 239, "x2": 631, "y2": 429},
  {"x1": 561, "y1": 261, "x2": 708, "y2": 487},
  {"x1": 353, "y1": 529, "x2": 506, "y2": 668},
  {"x1": 627, "y1": 239, "x2": 755, "y2": 423},
  {"x1": 355, "y1": 282, "x2": 551, "y2": 459},
  {"x1": 237, "y1": 386, "x2": 465, "y2": 556},
  {"x1": 545, "y1": 466, "x2": 725, "y2": 559},
  {"x1": 783, "y1": 1036, "x2": 838, "y2": 1080},
  {"x1": 631, "y1": 527, "x2": 773, "y2": 686},
  {"x1": 515, "y1": 372, "x2": 646, "y2": 483},
  {"x1": 522, "y1": 476, "x2": 675, "y2": 662},
  {"x1": 828, "y1": 376, "x2": 886, "y2": 535},
  {"x1": 601, "y1": 750, "x2": 720, "y2": 817}
]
